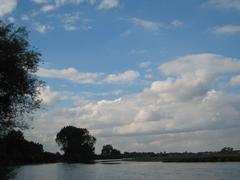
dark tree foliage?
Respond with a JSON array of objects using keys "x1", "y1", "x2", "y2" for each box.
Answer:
[
  {"x1": 0, "y1": 129, "x2": 60, "y2": 166},
  {"x1": 101, "y1": 144, "x2": 114, "y2": 156},
  {"x1": 0, "y1": 130, "x2": 43, "y2": 165},
  {"x1": 0, "y1": 21, "x2": 44, "y2": 133},
  {"x1": 56, "y1": 126, "x2": 96, "y2": 163},
  {"x1": 101, "y1": 144, "x2": 121, "y2": 159}
]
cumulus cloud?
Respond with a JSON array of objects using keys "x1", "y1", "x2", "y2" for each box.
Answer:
[
  {"x1": 39, "y1": 86, "x2": 62, "y2": 105},
  {"x1": 0, "y1": 0, "x2": 17, "y2": 17},
  {"x1": 97, "y1": 0, "x2": 120, "y2": 10},
  {"x1": 159, "y1": 53, "x2": 240, "y2": 76},
  {"x1": 129, "y1": 17, "x2": 163, "y2": 31},
  {"x1": 208, "y1": 0, "x2": 240, "y2": 11},
  {"x1": 29, "y1": 53, "x2": 240, "y2": 152},
  {"x1": 213, "y1": 25, "x2": 240, "y2": 35}
]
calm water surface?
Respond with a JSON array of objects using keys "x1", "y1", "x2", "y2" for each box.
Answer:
[{"x1": 13, "y1": 161, "x2": 240, "y2": 180}]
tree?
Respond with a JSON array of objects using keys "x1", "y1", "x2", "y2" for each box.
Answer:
[
  {"x1": 101, "y1": 144, "x2": 114, "y2": 157},
  {"x1": 0, "y1": 129, "x2": 44, "y2": 165},
  {"x1": 56, "y1": 126, "x2": 96, "y2": 162},
  {"x1": 0, "y1": 21, "x2": 44, "y2": 133},
  {"x1": 101, "y1": 144, "x2": 121, "y2": 159}
]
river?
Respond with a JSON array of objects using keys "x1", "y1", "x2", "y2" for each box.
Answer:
[{"x1": 12, "y1": 161, "x2": 240, "y2": 180}]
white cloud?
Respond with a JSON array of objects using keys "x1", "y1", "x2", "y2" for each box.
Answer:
[
  {"x1": 0, "y1": 0, "x2": 17, "y2": 17},
  {"x1": 32, "y1": 0, "x2": 49, "y2": 4},
  {"x1": 37, "y1": 67, "x2": 103, "y2": 84},
  {"x1": 39, "y1": 86, "x2": 62, "y2": 105},
  {"x1": 144, "y1": 74, "x2": 152, "y2": 79},
  {"x1": 120, "y1": 29, "x2": 132, "y2": 37},
  {"x1": 55, "y1": 0, "x2": 95, "y2": 7},
  {"x1": 34, "y1": 22, "x2": 54, "y2": 33},
  {"x1": 159, "y1": 53, "x2": 240, "y2": 76},
  {"x1": 213, "y1": 25, "x2": 240, "y2": 35},
  {"x1": 129, "y1": 17, "x2": 163, "y2": 31},
  {"x1": 80, "y1": 89, "x2": 124, "y2": 98},
  {"x1": 21, "y1": 15, "x2": 30, "y2": 21},
  {"x1": 32, "y1": 0, "x2": 96, "y2": 14},
  {"x1": 104, "y1": 70, "x2": 140, "y2": 84},
  {"x1": 37, "y1": 67, "x2": 140, "y2": 84},
  {"x1": 55, "y1": 0, "x2": 82, "y2": 6},
  {"x1": 61, "y1": 12, "x2": 80, "y2": 31},
  {"x1": 208, "y1": 0, "x2": 240, "y2": 11},
  {"x1": 171, "y1": 20, "x2": 183, "y2": 27},
  {"x1": 139, "y1": 61, "x2": 152, "y2": 68},
  {"x1": 56, "y1": 12, "x2": 93, "y2": 31},
  {"x1": 230, "y1": 75, "x2": 240, "y2": 86},
  {"x1": 28, "y1": 53, "x2": 240, "y2": 153},
  {"x1": 40, "y1": 4, "x2": 56, "y2": 12},
  {"x1": 97, "y1": 0, "x2": 119, "y2": 10}
]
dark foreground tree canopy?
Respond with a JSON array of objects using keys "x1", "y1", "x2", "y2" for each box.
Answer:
[
  {"x1": 56, "y1": 126, "x2": 96, "y2": 162},
  {"x1": 0, "y1": 21, "x2": 44, "y2": 132},
  {"x1": 0, "y1": 129, "x2": 60, "y2": 166}
]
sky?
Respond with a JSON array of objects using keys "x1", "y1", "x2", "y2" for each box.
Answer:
[{"x1": 1, "y1": 0, "x2": 240, "y2": 153}]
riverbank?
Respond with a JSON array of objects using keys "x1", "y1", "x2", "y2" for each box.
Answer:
[{"x1": 125, "y1": 151, "x2": 240, "y2": 162}]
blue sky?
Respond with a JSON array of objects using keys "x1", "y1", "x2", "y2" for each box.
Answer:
[{"x1": 1, "y1": 0, "x2": 240, "y2": 153}]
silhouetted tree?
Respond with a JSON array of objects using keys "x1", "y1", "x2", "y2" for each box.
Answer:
[
  {"x1": 0, "y1": 21, "x2": 44, "y2": 133},
  {"x1": 0, "y1": 129, "x2": 45, "y2": 165},
  {"x1": 56, "y1": 126, "x2": 96, "y2": 163},
  {"x1": 101, "y1": 144, "x2": 114, "y2": 156},
  {"x1": 101, "y1": 144, "x2": 121, "y2": 159}
]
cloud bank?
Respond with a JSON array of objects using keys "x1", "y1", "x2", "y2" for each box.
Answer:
[{"x1": 28, "y1": 53, "x2": 240, "y2": 153}]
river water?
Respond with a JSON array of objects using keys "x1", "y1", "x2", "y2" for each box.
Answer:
[{"x1": 13, "y1": 161, "x2": 240, "y2": 180}]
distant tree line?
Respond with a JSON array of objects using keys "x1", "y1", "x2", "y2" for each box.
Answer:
[{"x1": 1, "y1": 126, "x2": 240, "y2": 166}]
